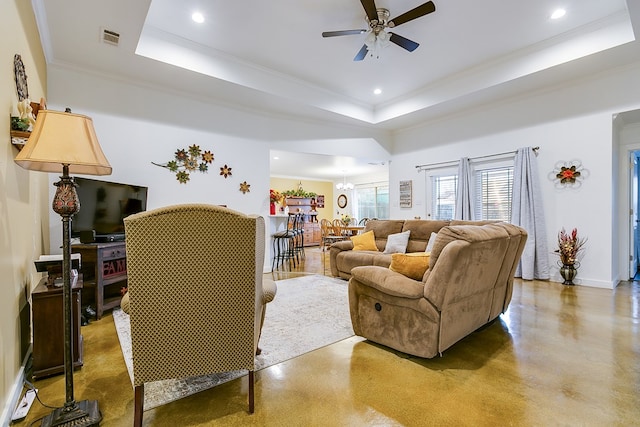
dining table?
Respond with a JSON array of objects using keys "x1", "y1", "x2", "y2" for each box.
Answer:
[{"x1": 342, "y1": 225, "x2": 365, "y2": 236}]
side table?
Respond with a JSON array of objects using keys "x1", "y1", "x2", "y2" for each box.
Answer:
[
  {"x1": 72, "y1": 242, "x2": 127, "y2": 319},
  {"x1": 32, "y1": 276, "x2": 83, "y2": 379}
]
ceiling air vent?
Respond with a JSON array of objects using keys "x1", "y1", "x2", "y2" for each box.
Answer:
[{"x1": 101, "y1": 28, "x2": 120, "y2": 46}]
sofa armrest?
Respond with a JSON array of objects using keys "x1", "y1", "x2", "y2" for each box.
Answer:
[
  {"x1": 331, "y1": 240, "x2": 354, "y2": 251},
  {"x1": 350, "y1": 266, "x2": 424, "y2": 298},
  {"x1": 262, "y1": 278, "x2": 277, "y2": 304},
  {"x1": 329, "y1": 240, "x2": 354, "y2": 276}
]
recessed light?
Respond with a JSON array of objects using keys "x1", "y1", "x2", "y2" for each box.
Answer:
[
  {"x1": 273, "y1": 156, "x2": 279, "y2": 160},
  {"x1": 373, "y1": 88, "x2": 382, "y2": 95},
  {"x1": 551, "y1": 9, "x2": 566, "y2": 20},
  {"x1": 192, "y1": 12, "x2": 205, "y2": 23}
]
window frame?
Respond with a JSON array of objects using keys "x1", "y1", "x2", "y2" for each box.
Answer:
[
  {"x1": 473, "y1": 159, "x2": 514, "y2": 222},
  {"x1": 426, "y1": 166, "x2": 458, "y2": 221},
  {"x1": 424, "y1": 158, "x2": 515, "y2": 222},
  {"x1": 353, "y1": 182, "x2": 389, "y2": 220}
]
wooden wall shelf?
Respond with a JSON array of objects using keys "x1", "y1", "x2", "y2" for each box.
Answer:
[
  {"x1": 9, "y1": 100, "x2": 45, "y2": 150},
  {"x1": 10, "y1": 130, "x2": 30, "y2": 150}
]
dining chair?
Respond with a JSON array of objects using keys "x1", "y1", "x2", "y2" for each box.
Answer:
[
  {"x1": 321, "y1": 218, "x2": 347, "y2": 251},
  {"x1": 332, "y1": 219, "x2": 348, "y2": 237}
]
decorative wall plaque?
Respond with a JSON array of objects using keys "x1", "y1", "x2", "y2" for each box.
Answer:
[
  {"x1": 14, "y1": 54, "x2": 29, "y2": 101},
  {"x1": 399, "y1": 180, "x2": 412, "y2": 208}
]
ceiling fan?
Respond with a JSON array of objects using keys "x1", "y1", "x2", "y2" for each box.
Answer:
[{"x1": 322, "y1": 0, "x2": 436, "y2": 61}]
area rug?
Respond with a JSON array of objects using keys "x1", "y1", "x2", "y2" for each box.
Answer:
[{"x1": 112, "y1": 274, "x2": 353, "y2": 410}]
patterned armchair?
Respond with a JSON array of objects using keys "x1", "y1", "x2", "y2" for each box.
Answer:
[{"x1": 123, "y1": 204, "x2": 268, "y2": 426}]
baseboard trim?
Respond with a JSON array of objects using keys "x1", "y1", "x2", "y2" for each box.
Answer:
[
  {"x1": 1, "y1": 349, "x2": 32, "y2": 426},
  {"x1": 551, "y1": 274, "x2": 615, "y2": 289}
]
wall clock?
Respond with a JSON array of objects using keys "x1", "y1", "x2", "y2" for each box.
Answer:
[
  {"x1": 337, "y1": 194, "x2": 348, "y2": 209},
  {"x1": 14, "y1": 54, "x2": 29, "y2": 101}
]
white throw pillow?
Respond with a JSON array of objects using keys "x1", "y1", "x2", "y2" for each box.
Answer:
[
  {"x1": 425, "y1": 232, "x2": 438, "y2": 253},
  {"x1": 383, "y1": 230, "x2": 411, "y2": 254}
]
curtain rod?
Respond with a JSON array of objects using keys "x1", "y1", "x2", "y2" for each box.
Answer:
[{"x1": 415, "y1": 146, "x2": 539, "y2": 172}]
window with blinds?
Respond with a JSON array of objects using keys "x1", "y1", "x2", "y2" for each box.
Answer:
[
  {"x1": 431, "y1": 166, "x2": 513, "y2": 222},
  {"x1": 474, "y1": 167, "x2": 513, "y2": 221},
  {"x1": 431, "y1": 175, "x2": 457, "y2": 220}
]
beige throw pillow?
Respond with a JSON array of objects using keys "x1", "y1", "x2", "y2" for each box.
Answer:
[
  {"x1": 383, "y1": 230, "x2": 411, "y2": 254},
  {"x1": 425, "y1": 231, "x2": 438, "y2": 252}
]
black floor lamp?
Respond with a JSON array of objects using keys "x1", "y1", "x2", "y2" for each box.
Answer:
[{"x1": 15, "y1": 108, "x2": 111, "y2": 426}]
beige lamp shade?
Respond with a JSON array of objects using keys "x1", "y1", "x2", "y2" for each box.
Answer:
[{"x1": 15, "y1": 109, "x2": 112, "y2": 175}]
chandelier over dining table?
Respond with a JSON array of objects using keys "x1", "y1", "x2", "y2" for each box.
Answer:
[{"x1": 336, "y1": 172, "x2": 354, "y2": 190}]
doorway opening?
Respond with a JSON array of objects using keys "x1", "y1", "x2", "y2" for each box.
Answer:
[{"x1": 632, "y1": 151, "x2": 640, "y2": 281}]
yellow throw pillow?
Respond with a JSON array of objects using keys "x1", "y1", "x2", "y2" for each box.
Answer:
[
  {"x1": 389, "y1": 252, "x2": 430, "y2": 281},
  {"x1": 351, "y1": 230, "x2": 378, "y2": 251}
]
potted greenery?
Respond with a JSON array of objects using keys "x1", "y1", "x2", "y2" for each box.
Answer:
[
  {"x1": 281, "y1": 188, "x2": 317, "y2": 198},
  {"x1": 11, "y1": 116, "x2": 30, "y2": 132}
]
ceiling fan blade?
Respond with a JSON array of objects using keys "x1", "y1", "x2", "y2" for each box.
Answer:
[
  {"x1": 389, "y1": 33, "x2": 419, "y2": 52},
  {"x1": 322, "y1": 29, "x2": 367, "y2": 37},
  {"x1": 388, "y1": 1, "x2": 436, "y2": 27},
  {"x1": 354, "y1": 44, "x2": 369, "y2": 61},
  {"x1": 360, "y1": 0, "x2": 379, "y2": 23}
]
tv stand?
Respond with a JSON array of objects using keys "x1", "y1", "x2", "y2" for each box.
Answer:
[
  {"x1": 72, "y1": 242, "x2": 127, "y2": 319},
  {"x1": 95, "y1": 233, "x2": 125, "y2": 243}
]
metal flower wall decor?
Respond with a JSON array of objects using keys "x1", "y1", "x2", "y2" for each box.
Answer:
[
  {"x1": 153, "y1": 144, "x2": 214, "y2": 183},
  {"x1": 153, "y1": 144, "x2": 252, "y2": 193},
  {"x1": 220, "y1": 164, "x2": 232, "y2": 178},
  {"x1": 549, "y1": 160, "x2": 589, "y2": 189}
]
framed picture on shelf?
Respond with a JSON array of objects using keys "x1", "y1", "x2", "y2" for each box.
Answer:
[
  {"x1": 399, "y1": 180, "x2": 412, "y2": 208},
  {"x1": 316, "y1": 195, "x2": 325, "y2": 208}
]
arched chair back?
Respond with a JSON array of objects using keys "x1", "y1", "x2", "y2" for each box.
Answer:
[{"x1": 124, "y1": 204, "x2": 264, "y2": 426}]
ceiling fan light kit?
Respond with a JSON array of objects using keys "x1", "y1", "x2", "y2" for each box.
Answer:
[
  {"x1": 365, "y1": 28, "x2": 390, "y2": 59},
  {"x1": 322, "y1": 0, "x2": 436, "y2": 61}
]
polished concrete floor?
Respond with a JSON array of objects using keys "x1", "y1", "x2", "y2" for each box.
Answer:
[{"x1": 16, "y1": 247, "x2": 640, "y2": 426}]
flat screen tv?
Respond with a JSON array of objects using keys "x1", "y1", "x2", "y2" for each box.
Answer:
[{"x1": 72, "y1": 177, "x2": 148, "y2": 241}]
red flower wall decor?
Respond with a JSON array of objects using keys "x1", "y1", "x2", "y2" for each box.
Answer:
[
  {"x1": 550, "y1": 160, "x2": 587, "y2": 188},
  {"x1": 556, "y1": 165, "x2": 580, "y2": 184}
]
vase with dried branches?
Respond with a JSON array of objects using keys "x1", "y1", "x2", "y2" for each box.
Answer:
[{"x1": 556, "y1": 228, "x2": 586, "y2": 285}]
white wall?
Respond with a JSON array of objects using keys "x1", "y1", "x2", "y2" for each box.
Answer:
[
  {"x1": 45, "y1": 69, "x2": 273, "y2": 272},
  {"x1": 44, "y1": 57, "x2": 640, "y2": 288},
  {"x1": 389, "y1": 61, "x2": 640, "y2": 289},
  {"x1": 1, "y1": 1, "x2": 48, "y2": 420},
  {"x1": 44, "y1": 65, "x2": 389, "y2": 271},
  {"x1": 45, "y1": 105, "x2": 272, "y2": 251}
]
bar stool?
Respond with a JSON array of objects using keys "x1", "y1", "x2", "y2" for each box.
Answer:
[
  {"x1": 271, "y1": 214, "x2": 297, "y2": 270},
  {"x1": 292, "y1": 213, "x2": 305, "y2": 262}
]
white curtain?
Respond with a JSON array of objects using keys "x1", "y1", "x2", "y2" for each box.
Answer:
[
  {"x1": 455, "y1": 157, "x2": 475, "y2": 220},
  {"x1": 511, "y1": 147, "x2": 550, "y2": 280}
]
